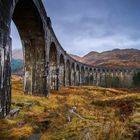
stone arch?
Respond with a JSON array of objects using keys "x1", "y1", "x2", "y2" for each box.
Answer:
[
  {"x1": 89, "y1": 68, "x2": 93, "y2": 85},
  {"x1": 100, "y1": 69, "x2": 106, "y2": 86},
  {"x1": 110, "y1": 69, "x2": 114, "y2": 77},
  {"x1": 59, "y1": 54, "x2": 65, "y2": 87},
  {"x1": 93, "y1": 68, "x2": 97, "y2": 85},
  {"x1": 115, "y1": 69, "x2": 118, "y2": 77},
  {"x1": 81, "y1": 66, "x2": 85, "y2": 85},
  {"x1": 76, "y1": 64, "x2": 80, "y2": 86},
  {"x1": 66, "y1": 59, "x2": 71, "y2": 86},
  {"x1": 119, "y1": 69, "x2": 123, "y2": 82},
  {"x1": 12, "y1": 0, "x2": 46, "y2": 95},
  {"x1": 49, "y1": 42, "x2": 58, "y2": 90},
  {"x1": 0, "y1": 0, "x2": 48, "y2": 117},
  {"x1": 85, "y1": 67, "x2": 89, "y2": 85},
  {"x1": 71, "y1": 63, "x2": 75, "y2": 86}
]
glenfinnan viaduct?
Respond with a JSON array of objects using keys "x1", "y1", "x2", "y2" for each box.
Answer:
[{"x1": 0, "y1": 0, "x2": 139, "y2": 118}]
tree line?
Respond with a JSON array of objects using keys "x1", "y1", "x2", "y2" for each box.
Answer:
[{"x1": 100, "y1": 72, "x2": 140, "y2": 88}]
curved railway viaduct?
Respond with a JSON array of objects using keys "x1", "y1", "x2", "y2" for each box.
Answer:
[{"x1": 0, "y1": 0, "x2": 139, "y2": 117}]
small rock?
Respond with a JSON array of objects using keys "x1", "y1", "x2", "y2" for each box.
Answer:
[
  {"x1": 69, "y1": 107, "x2": 77, "y2": 114},
  {"x1": 33, "y1": 125, "x2": 41, "y2": 134},
  {"x1": 83, "y1": 128, "x2": 91, "y2": 134},
  {"x1": 16, "y1": 103, "x2": 24, "y2": 107}
]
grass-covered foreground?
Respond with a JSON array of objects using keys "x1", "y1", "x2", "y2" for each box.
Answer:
[{"x1": 0, "y1": 76, "x2": 140, "y2": 140}]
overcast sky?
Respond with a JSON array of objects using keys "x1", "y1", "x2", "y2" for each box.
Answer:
[{"x1": 11, "y1": 0, "x2": 140, "y2": 56}]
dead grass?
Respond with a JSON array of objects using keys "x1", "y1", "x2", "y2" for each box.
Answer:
[
  {"x1": 9, "y1": 126, "x2": 33, "y2": 140},
  {"x1": 0, "y1": 75, "x2": 139, "y2": 140}
]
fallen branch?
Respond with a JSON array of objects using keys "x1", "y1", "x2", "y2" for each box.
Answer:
[
  {"x1": 6, "y1": 108, "x2": 20, "y2": 118},
  {"x1": 68, "y1": 107, "x2": 85, "y2": 122}
]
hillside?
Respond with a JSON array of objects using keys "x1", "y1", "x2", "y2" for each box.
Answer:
[
  {"x1": 12, "y1": 49, "x2": 23, "y2": 60},
  {"x1": 11, "y1": 49, "x2": 23, "y2": 74},
  {"x1": 12, "y1": 48, "x2": 140, "y2": 72},
  {"x1": 70, "y1": 49, "x2": 140, "y2": 68},
  {"x1": 0, "y1": 76, "x2": 139, "y2": 139}
]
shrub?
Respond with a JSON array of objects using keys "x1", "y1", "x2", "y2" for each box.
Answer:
[
  {"x1": 101, "y1": 75, "x2": 121, "y2": 88},
  {"x1": 133, "y1": 72, "x2": 140, "y2": 87}
]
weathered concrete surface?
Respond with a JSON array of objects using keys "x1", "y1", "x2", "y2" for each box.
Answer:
[{"x1": 0, "y1": 0, "x2": 140, "y2": 118}]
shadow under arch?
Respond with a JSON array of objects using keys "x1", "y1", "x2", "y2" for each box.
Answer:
[
  {"x1": 12, "y1": 0, "x2": 46, "y2": 95},
  {"x1": 89, "y1": 68, "x2": 93, "y2": 85},
  {"x1": 81, "y1": 66, "x2": 85, "y2": 85},
  {"x1": 49, "y1": 42, "x2": 58, "y2": 90},
  {"x1": 85, "y1": 67, "x2": 89, "y2": 85},
  {"x1": 76, "y1": 64, "x2": 80, "y2": 86}
]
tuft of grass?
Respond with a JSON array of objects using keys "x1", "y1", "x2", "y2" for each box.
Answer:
[{"x1": 9, "y1": 126, "x2": 33, "y2": 140}]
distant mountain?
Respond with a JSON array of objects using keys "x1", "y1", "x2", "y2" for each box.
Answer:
[
  {"x1": 11, "y1": 48, "x2": 140, "y2": 74},
  {"x1": 11, "y1": 49, "x2": 23, "y2": 74},
  {"x1": 12, "y1": 49, "x2": 23, "y2": 60},
  {"x1": 69, "y1": 54, "x2": 82, "y2": 62},
  {"x1": 70, "y1": 49, "x2": 140, "y2": 68}
]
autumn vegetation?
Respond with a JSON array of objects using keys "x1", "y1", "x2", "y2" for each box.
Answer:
[{"x1": 0, "y1": 75, "x2": 139, "y2": 140}]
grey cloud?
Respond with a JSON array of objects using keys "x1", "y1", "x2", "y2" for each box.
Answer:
[{"x1": 11, "y1": 0, "x2": 140, "y2": 56}]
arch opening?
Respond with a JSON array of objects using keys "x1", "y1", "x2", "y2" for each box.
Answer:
[
  {"x1": 66, "y1": 60, "x2": 71, "y2": 86},
  {"x1": 12, "y1": 0, "x2": 46, "y2": 95},
  {"x1": 85, "y1": 67, "x2": 89, "y2": 85},
  {"x1": 59, "y1": 54, "x2": 65, "y2": 87},
  {"x1": 89, "y1": 68, "x2": 93, "y2": 85},
  {"x1": 0, "y1": 0, "x2": 47, "y2": 118},
  {"x1": 49, "y1": 43, "x2": 58, "y2": 90},
  {"x1": 81, "y1": 66, "x2": 85, "y2": 85}
]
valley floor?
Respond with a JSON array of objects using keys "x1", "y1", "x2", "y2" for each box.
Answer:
[{"x1": 0, "y1": 76, "x2": 140, "y2": 140}]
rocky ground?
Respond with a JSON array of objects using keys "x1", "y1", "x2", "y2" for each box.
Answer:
[{"x1": 0, "y1": 76, "x2": 140, "y2": 140}]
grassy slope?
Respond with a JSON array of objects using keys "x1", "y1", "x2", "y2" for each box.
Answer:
[{"x1": 0, "y1": 76, "x2": 140, "y2": 140}]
